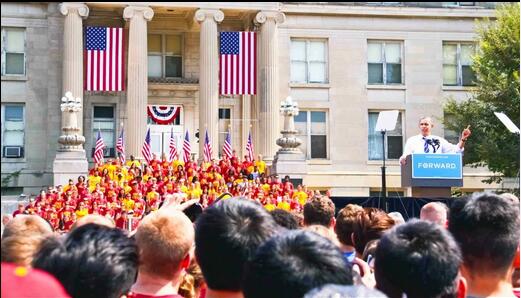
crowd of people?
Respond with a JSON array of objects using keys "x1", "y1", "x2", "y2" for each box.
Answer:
[
  {"x1": 7, "y1": 151, "x2": 315, "y2": 232},
  {"x1": 1, "y1": 188, "x2": 519, "y2": 298}
]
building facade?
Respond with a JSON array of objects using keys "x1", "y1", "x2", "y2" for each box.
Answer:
[{"x1": 1, "y1": 2, "x2": 504, "y2": 197}]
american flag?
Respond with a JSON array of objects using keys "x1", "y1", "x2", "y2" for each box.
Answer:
[
  {"x1": 183, "y1": 130, "x2": 191, "y2": 163},
  {"x1": 142, "y1": 128, "x2": 152, "y2": 164},
  {"x1": 169, "y1": 127, "x2": 177, "y2": 162},
  {"x1": 116, "y1": 128, "x2": 125, "y2": 164},
  {"x1": 246, "y1": 131, "x2": 254, "y2": 162},
  {"x1": 85, "y1": 27, "x2": 124, "y2": 91},
  {"x1": 222, "y1": 130, "x2": 232, "y2": 159},
  {"x1": 203, "y1": 129, "x2": 213, "y2": 162},
  {"x1": 220, "y1": 32, "x2": 256, "y2": 95},
  {"x1": 93, "y1": 130, "x2": 106, "y2": 164}
]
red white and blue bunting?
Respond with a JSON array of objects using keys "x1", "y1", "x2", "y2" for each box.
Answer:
[{"x1": 147, "y1": 105, "x2": 181, "y2": 125}]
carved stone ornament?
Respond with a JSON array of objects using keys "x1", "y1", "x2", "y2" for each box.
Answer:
[
  {"x1": 194, "y1": 9, "x2": 224, "y2": 23},
  {"x1": 58, "y1": 91, "x2": 85, "y2": 151},
  {"x1": 123, "y1": 6, "x2": 154, "y2": 21},
  {"x1": 255, "y1": 11, "x2": 285, "y2": 25},
  {"x1": 276, "y1": 96, "x2": 302, "y2": 153},
  {"x1": 59, "y1": 3, "x2": 89, "y2": 18}
]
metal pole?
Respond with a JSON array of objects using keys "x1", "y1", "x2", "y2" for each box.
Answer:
[{"x1": 381, "y1": 130, "x2": 388, "y2": 212}]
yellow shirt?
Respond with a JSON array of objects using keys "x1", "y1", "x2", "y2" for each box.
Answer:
[
  {"x1": 107, "y1": 164, "x2": 117, "y2": 180},
  {"x1": 277, "y1": 201, "x2": 291, "y2": 211},
  {"x1": 88, "y1": 176, "x2": 101, "y2": 192},
  {"x1": 191, "y1": 188, "x2": 203, "y2": 199},
  {"x1": 261, "y1": 183, "x2": 271, "y2": 194},
  {"x1": 264, "y1": 204, "x2": 276, "y2": 212},
  {"x1": 255, "y1": 160, "x2": 266, "y2": 174},
  {"x1": 293, "y1": 191, "x2": 308, "y2": 206},
  {"x1": 122, "y1": 199, "x2": 135, "y2": 212},
  {"x1": 126, "y1": 160, "x2": 141, "y2": 168},
  {"x1": 75, "y1": 208, "x2": 89, "y2": 219}
]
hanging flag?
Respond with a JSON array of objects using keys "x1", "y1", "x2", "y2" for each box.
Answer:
[
  {"x1": 116, "y1": 127, "x2": 125, "y2": 164},
  {"x1": 169, "y1": 127, "x2": 178, "y2": 162},
  {"x1": 147, "y1": 105, "x2": 181, "y2": 125},
  {"x1": 223, "y1": 130, "x2": 232, "y2": 160},
  {"x1": 141, "y1": 128, "x2": 152, "y2": 164},
  {"x1": 183, "y1": 130, "x2": 191, "y2": 163},
  {"x1": 203, "y1": 129, "x2": 213, "y2": 162},
  {"x1": 246, "y1": 131, "x2": 254, "y2": 162},
  {"x1": 93, "y1": 130, "x2": 106, "y2": 165},
  {"x1": 85, "y1": 26, "x2": 124, "y2": 91},
  {"x1": 220, "y1": 31, "x2": 256, "y2": 95}
]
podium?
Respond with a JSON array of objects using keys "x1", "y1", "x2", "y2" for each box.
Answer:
[{"x1": 401, "y1": 154, "x2": 463, "y2": 198}]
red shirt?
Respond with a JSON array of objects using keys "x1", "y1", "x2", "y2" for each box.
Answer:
[{"x1": 126, "y1": 293, "x2": 183, "y2": 298}]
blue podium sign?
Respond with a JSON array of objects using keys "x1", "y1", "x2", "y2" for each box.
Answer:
[{"x1": 411, "y1": 154, "x2": 462, "y2": 179}]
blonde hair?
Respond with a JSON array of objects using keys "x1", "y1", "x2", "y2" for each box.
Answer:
[
  {"x1": 1, "y1": 234, "x2": 48, "y2": 266},
  {"x1": 135, "y1": 208, "x2": 194, "y2": 279},
  {"x1": 178, "y1": 260, "x2": 205, "y2": 298},
  {"x1": 2, "y1": 215, "x2": 53, "y2": 239}
]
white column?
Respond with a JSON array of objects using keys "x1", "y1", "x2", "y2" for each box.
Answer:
[
  {"x1": 255, "y1": 11, "x2": 285, "y2": 162},
  {"x1": 123, "y1": 6, "x2": 154, "y2": 159},
  {"x1": 59, "y1": 3, "x2": 89, "y2": 136},
  {"x1": 195, "y1": 9, "x2": 224, "y2": 161}
]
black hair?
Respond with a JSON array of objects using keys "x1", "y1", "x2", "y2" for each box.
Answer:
[
  {"x1": 304, "y1": 284, "x2": 387, "y2": 298},
  {"x1": 195, "y1": 198, "x2": 280, "y2": 291},
  {"x1": 374, "y1": 219, "x2": 461, "y2": 298},
  {"x1": 243, "y1": 230, "x2": 353, "y2": 298},
  {"x1": 32, "y1": 223, "x2": 138, "y2": 298},
  {"x1": 448, "y1": 192, "x2": 520, "y2": 275},
  {"x1": 270, "y1": 209, "x2": 299, "y2": 230}
]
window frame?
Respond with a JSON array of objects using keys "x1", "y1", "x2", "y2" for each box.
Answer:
[
  {"x1": 1, "y1": 27, "x2": 26, "y2": 76},
  {"x1": 147, "y1": 33, "x2": 184, "y2": 78},
  {"x1": 290, "y1": 38, "x2": 329, "y2": 84},
  {"x1": 296, "y1": 109, "x2": 329, "y2": 160},
  {"x1": 367, "y1": 40, "x2": 404, "y2": 85},
  {"x1": 443, "y1": 41, "x2": 476, "y2": 87},
  {"x1": 218, "y1": 107, "x2": 232, "y2": 158},
  {"x1": 92, "y1": 105, "x2": 116, "y2": 158},
  {"x1": 368, "y1": 110, "x2": 404, "y2": 160},
  {"x1": 1, "y1": 103, "x2": 25, "y2": 158}
]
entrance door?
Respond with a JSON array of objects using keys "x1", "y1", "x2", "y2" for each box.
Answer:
[{"x1": 149, "y1": 125, "x2": 183, "y2": 159}]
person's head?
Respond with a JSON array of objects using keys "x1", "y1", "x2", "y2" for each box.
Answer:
[
  {"x1": 335, "y1": 204, "x2": 364, "y2": 247},
  {"x1": 303, "y1": 195, "x2": 336, "y2": 228},
  {"x1": 449, "y1": 192, "x2": 520, "y2": 279},
  {"x1": 32, "y1": 224, "x2": 138, "y2": 298},
  {"x1": 304, "y1": 284, "x2": 387, "y2": 298},
  {"x1": 2, "y1": 215, "x2": 53, "y2": 240},
  {"x1": 71, "y1": 214, "x2": 115, "y2": 230},
  {"x1": 419, "y1": 116, "x2": 434, "y2": 136},
  {"x1": 375, "y1": 219, "x2": 463, "y2": 298},
  {"x1": 388, "y1": 212, "x2": 405, "y2": 225},
  {"x1": 135, "y1": 208, "x2": 194, "y2": 280},
  {"x1": 420, "y1": 202, "x2": 449, "y2": 227},
  {"x1": 195, "y1": 198, "x2": 280, "y2": 292},
  {"x1": 270, "y1": 209, "x2": 299, "y2": 230},
  {"x1": 352, "y1": 208, "x2": 395, "y2": 255},
  {"x1": 1, "y1": 233, "x2": 50, "y2": 267},
  {"x1": 243, "y1": 230, "x2": 353, "y2": 298},
  {"x1": 304, "y1": 225, "x2": 340, "y2": 247},
  {"x1": 2, "y1": 214, "x2": 13, "y2": 226}
]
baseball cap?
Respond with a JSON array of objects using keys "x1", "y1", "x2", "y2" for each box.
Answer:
[{"x1": 1, "y1": 262, "x2": 70, "y2": 298}]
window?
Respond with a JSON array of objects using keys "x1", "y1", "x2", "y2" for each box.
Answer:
[
  {"x1": 218, "y1": 108, "x2": 231, "y2": 158},
  {"x1": 148, "y1": 34, "x2": 182, "y2": 78},
  {"x1": 443, "y1": 42, "x2": 476, "y2": 86},
  {"x1": 1, "y1": 27, "x2": 26, "y2": 76},
  {"x1": 295, "y1": 111, "x2": 328, "y2": 159},
  {"x1": 1, "y1": 104, "x2": 25, "y2": 158},
  {"x1": 92, "y1": 106, "x2": 115, "y2": 158},
  {"x1": 368, "y1": 111, "x2": 403, "y2": 160},
  {"x1": 290, "y1": 39, "x2": 328, "y2": 83},
  {"x1": 367, "y1": 41, "x2": 403, "y2": 84}
]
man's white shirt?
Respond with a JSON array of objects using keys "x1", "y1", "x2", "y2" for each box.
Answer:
[{"x1": 400, "y1": 134, "x2": 463, "y2": 161}]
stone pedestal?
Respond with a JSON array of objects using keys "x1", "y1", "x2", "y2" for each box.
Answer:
[
  {"x1": 272, "y1": 151, "x2": 308, "y2": 178},
  {"x1": 53, "y1": 151, "x2": 88, "y2": 186}
]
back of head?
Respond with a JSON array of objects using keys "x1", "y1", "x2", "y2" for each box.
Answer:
[
  {"x1": 388, "y1": 212, "x2": 405, "y2": 225},
  {"x1": 270, "y1": 209, "x2": 299, "y2": 230},
  {"x1": 32, "y1": 223, "x2": 138, "y2": 298},
  {"x1": 195, "y1": 198, "x2": 280, "y2": 291},
  {"x1": 304, "y1": 195, "x2": 335, "y2": 227},
  {"x1": 71, "y1": 214, "x2": 115, "y2": 230},
  {"x1": 420, "y1": 202, "x2": 449, "y2": 226},
  {"x1": 304, "y1": 284, "x2": 387, "y2": 298},
  {"x1": 1, "y1": 234, "x2": 48, "y2": 267},
  {"x1": 243, "y1": 230, "x2": 353, "y2": 298},
  {"x1": 449, "y1": 192, "x2": 520, "y2": 276},
  {"x1": 374, "y1": 219, "x2": 461, "y2": 298},
  {"x1": 352, "y1": 208, "x2": 395, "y2": 255},
  {"x1": 135, "y1": 208, "x2": 194, "y2": 279},
  {"x1": 2, "y1": 215, "x2": 53, "y2": 240},
  {"x1": 335, "y1": 204, "x2": 364, "y2": 246}
]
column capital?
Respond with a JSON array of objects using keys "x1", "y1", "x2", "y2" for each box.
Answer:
[
  {"x1": 194, "y1": 9, "x2": 224, "y2": 24},
  {"x1": 255, "y1": 11, "x2": 285, "y2": 25},
  {"x1": 59, "y1": 3, "x2": 89, "y2": 18},
  {"x1": 123, "y1": 6, "x2": 154, "y2": 22}
]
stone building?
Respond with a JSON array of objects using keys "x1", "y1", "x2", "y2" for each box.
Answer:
[{"x1": 1, "y1": 2, "x2": 505, "y2": 198}]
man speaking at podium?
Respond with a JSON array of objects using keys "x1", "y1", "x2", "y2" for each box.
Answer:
[{"x1": 399, "y1": 117, "x2": 471, "y2": 165}]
